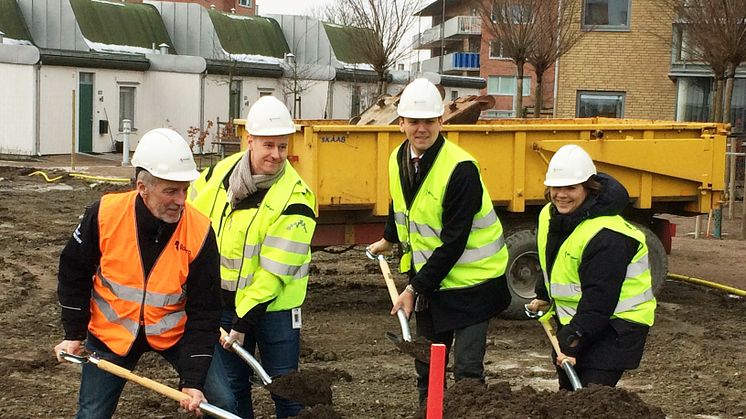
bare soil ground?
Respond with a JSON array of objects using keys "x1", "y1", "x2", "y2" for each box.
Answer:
[{"x1": 0, "y1": 164, "x2": 744, "y2": 419}]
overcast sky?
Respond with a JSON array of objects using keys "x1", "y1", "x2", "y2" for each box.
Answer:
[
  {"x1": 257, "y1": 0, "x2": 333, "y2": 16},
  {"x1": 256, "y1": 0, "x2": 431, "y2": 66}
]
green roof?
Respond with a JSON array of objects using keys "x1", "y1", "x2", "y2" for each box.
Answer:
[
  {"x1": 322, "y1": 23, "x2": 374, "y2": 64},
  {"x1": 0, "y1": 0, "x2": 34, "y2": 43},
  {"x1": 209, "y1": 11, "x2": 289, "y2": 57},
  {"x1": 69, "y1": 0, "x2": 175, "y2": 54}
]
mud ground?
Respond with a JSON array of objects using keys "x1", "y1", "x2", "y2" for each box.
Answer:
[{"x1": 0, "y1": 164, "x2": 744, "y2": 419}]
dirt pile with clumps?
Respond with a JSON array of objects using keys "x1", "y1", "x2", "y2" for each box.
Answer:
[
  {"x1": 270, "y1": 367, "x2": 351, "y2": 417},
  {"x1": 422, "y1": 379, "x2": 665, "y2": 419}
]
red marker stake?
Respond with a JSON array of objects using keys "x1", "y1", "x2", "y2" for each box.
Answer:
[{"x1": 426, "y1": 343, "x2": 446, "y2": 419}]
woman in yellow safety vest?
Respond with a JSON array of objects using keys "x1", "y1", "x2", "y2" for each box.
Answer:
[{"x1": 527, "y1": 144, "x2": 656, "y2": 390}]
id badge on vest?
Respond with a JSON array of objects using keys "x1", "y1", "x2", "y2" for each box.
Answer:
[{"x1": 291, "y1": 307, "x2": 302, "y2": 329}]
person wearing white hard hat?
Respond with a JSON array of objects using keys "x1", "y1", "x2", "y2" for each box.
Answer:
[
  {"x1": 189, "y1": 96, "x2": 317, "y2": 418},
  {"x1": 54, "y1": 128, "x2": 231, "y2": 417},
  {"x1": 367, "y1": 78, "x2": 511, "y2": 405},
  {"x1": 526, "y1": 144, "x2": 656, "y2": 390}
]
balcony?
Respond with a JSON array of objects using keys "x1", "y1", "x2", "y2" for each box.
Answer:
[
  {"x1": 421, "y1": 52, "x2": 480, "y2": 74},
  {"x1": 412, "y1": 15, "x2": 481, "y2": 49}
]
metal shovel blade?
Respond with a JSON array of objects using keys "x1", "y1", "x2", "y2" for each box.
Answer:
[{"x1": 385, "y1": 331, "x2": 431, "y2": 363}]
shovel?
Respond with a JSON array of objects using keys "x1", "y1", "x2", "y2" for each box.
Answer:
[
  {"x1": 524, "y1": 304, "x2": 583, "y2": 391},
  {"x1": 219, "y1": 328, "x2": 273, "y2": 385},
  {"x1": 58, "y1": 351, "x2": 241, "y2": 419},
  {"x1": 218, "y1": 328, "x2": 333, "y2": 407},
  {"x1": 366, "y1": 248, "x2": 434, "y2": 363},
  {"x1": 366, "y1": 248, "x2": 412, "y2": 342}
]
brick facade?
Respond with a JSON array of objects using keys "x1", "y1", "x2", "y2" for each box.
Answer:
[
  {"x1": 417, "y1": 0, "x2": 554, "y2": 115},
  {"x1": 129, "y1": 0, "x2": 256, "y2": 16},
  {"x1": 479, "y1": 33, "x2": 555, "y2": 114},
  {"x1": 556, "y1": 0, "x2": 676, "y2": 119}
]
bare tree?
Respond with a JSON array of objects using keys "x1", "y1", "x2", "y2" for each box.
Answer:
[
  {"x1": 478, "y1": 0, "x2": 538, "y2": 116},
  {"x1": 527, "y1": 0, "x2": 584, "y2": 118},
  {"x1": 655, "y1": 0, "x2": 746, "y2": 122},
  {"x1": 279, "y1": 55, "x2": 323, "y2": 119},
  {"x1": 323, "y1": 0, "x2": 422, "y2": 95}
]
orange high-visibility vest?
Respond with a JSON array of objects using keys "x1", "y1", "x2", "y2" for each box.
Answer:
[{"x1": 88, "y1": 191, "x2": 211, "y2": 356}]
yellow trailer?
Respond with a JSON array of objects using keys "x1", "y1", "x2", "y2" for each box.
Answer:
[{"x1": 233, "y1": 118, "x2": 727, "y2": 317}]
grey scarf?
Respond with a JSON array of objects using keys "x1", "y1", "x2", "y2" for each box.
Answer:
[{"x1": 227, "y1": 151, "x2": 286, "y2": 208}]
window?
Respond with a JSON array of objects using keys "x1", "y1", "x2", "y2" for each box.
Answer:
[
  {"x1": 676, "y1": 78, "x2": 711, "y2": 122},
  {"x1": 119, "y1": 86, "x2": 135, "y2": 131},
  {"x1": 238, "y1": 0, "x2": 251, "y2": 7},
  {"x1": 229, "y1": 80, "x2": 242, "y2": 120},
  {"x1": 676, "y1": 78, "x2": 746, "y2": 134},
  {"x1": 351, "y1": 85, "x2": 362, "y2": 117},
  {"x1": 489, "y1": 40, "x2": 506, "y2": 59},
  {"x1": 582, "y1": 0, "x2": 630, "y2": 30},
  {"x1": 577, "y1": 91, "x2": 625, "y2": 117},
  {"x1": 492, "y1": 4, "x2": 531, "y2": 24},
  {"x1": 487, "y1": 76, "x2": 531, "y2": 96},
  {"x1": 451, "y1": 90, "x2": 459, "y2": 101},
  {"x1": 672, "y1": 24, "x2": 704, "y2": 63}
]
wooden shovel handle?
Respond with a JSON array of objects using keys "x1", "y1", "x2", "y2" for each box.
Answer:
[
  {"x1": 95, "y1": 358, "x2": 188, "y2": 402},
  {"x1": 539, "y1": 317, "x2": 563, "y2": 356},
  {"x1": 378, "y1": 257, "x2": 400, "y2": 305}
]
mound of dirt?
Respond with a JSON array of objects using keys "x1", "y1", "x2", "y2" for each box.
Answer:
[
  {"x1": 267, "y1": 367, "x2": 352, "y2": 407},
  {"x1": 417, "y1": 379, "x2": 665, "y2": 419},
  {"x1": 293, "y1": 403, "x2": 343, "y2": 418}
]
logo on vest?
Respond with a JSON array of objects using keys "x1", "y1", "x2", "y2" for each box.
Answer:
[
  {"x1": 562, "y1": 250, "x2": 579, "y2": 261},
  {"x1": 286, "y1": 219, "x2": 308, "y2": 233},
  {"x1": 174, "y1": 240, "x2": 192, "y2": 256}
]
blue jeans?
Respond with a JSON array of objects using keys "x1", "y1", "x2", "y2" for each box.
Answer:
[
  {"x1": 212, "y1": 308, "x2": 302, "y2": 419},
  {"x1": 75, "y1": 333, "x2": 233, "y2": 419}
]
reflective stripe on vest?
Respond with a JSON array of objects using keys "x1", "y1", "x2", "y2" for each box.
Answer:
[
  {"x1": 389, "y1": 139, "x2": 508, "y2": 289},
  {"x1": 537, "y1": 204, "x2": 656, "y2": 326},
  {"x1": 189, "y1": 152, "x2": 316, "y2": 314},
  {"x1": 89, "y1": 191, "x2": 210, "y2": 356}
]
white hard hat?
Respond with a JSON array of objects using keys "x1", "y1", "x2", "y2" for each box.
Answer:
[
  {"x1": 246, "y1": 96, "x2": 295, "y2": 136},
  {"x1": 397, "y1": 78, "x2": 445, "y2": 119},
  {"x1": 544, "y1": 144, "x2": 597, "y2": 187},
  {"x1": 131, "y1": 128, "x2": 200, "y2": 182}
]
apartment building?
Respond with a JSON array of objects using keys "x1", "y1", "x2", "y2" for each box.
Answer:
[
  {"x1": 557, "y1": 0, "x2": 744, "y2": 133},
  {"x1": 412, "y1": 0, "x2": 553, "y2": 117}
]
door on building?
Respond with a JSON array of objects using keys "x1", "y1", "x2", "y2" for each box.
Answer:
[
  {"x1": 229, "y1": 80, "x2": 242, "y2": 121},
  {"x1": 78, "y1": 73, "x2": 94, "y2": 153}
]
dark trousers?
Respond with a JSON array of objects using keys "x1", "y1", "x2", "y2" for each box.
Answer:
[
  {"x1": 414, "y1": 310, "x2": 489, "y2": 405},
  {"x1": 557, "y1": 365, "x2": 624, "y2": 390}
]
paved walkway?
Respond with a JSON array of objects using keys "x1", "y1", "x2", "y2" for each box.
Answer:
[
  {"x1": 0, "y1": 152, "x2": 221, "y2": 180},
  {"x1": 0, "y1": 152, "x2": 135, "y2": 179}
]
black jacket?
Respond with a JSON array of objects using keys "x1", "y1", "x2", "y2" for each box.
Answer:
[
  {"x1": 536, "y1": 173, "x2": 650, "y2": 370},
  {"x1": 384, "y1": 135, "x2": 510, "y2": 333},
  {"x1": 58, "y1": 194, "x2": 221, "y2": 389}
]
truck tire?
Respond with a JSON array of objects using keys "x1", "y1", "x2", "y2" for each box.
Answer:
[
  {"x1": 631, "y1": 223, "x2": 668, "y2": 296},
  {"x1": 500, "y1": 229, "x2": 540, "y2": 320}
]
